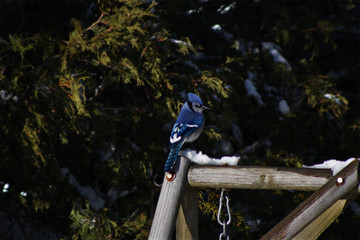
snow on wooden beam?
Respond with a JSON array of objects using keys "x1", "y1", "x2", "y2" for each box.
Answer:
[{"x1": 188, "y1": 165, "x2": 333, "y2": 191}]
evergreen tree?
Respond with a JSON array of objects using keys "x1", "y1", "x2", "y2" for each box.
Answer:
[{"x1": 0, "y1": 0, "x2": 359, "y2": 239}]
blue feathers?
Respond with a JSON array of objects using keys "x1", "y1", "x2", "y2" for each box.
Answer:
[
  {"x1": 164, "y1": 93, "x2": 208, "y2": 172},
  {"x1": 169, "y1": 122, "x2": 201, "y2": 148},
  {"x1": 187, "y1": 93, "x2": 203, "y2": 105}
]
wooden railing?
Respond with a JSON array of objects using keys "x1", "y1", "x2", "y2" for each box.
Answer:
[{"x1": 149, "y1": 157, "x2": 360, "y2": 240}]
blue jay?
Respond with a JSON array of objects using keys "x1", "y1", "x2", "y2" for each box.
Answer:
[{"x1": 164, "y1": 93, "x2": 209, "y2": 173}]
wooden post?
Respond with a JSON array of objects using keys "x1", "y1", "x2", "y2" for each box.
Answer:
[
  {"x1": 260, "y1": 159, "x2": 359, "y2": 240},
  {"x1": 188, "y1": 166, "x2": 332, "y2": 191},
  {"x1": 149, "y1": 157, "x2": 191, "y2": 240},
  {"x1": 176, "y1": 187, "x2": 199, "y2": 240}
]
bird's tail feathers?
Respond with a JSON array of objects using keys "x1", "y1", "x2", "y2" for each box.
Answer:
[{"x1": 164, "y1": 141, "x2": 184, "y2": 172}]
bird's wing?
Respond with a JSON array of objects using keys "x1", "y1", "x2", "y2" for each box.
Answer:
[{"x1": 169, "y1": 122, "x2": 202, "y2": 148}]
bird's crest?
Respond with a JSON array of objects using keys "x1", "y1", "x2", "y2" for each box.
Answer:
[{"x1": 187, "y1": 93, "x2": 203, "y2": 105}]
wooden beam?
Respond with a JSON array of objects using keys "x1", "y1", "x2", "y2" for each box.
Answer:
[
  {"x1": 292, "y1": 199, "x2": 346, "y2": 240},
  {"x1": 176, "y1": 187, "x2": 199, "y2": 240},
  {"x1": 149, "y1": 157, "x2": 191, "y2": 240},
  {"x1": 188, "y1": 165, "x2": 333, "y2": 191},
  {"x1": 260, "y1": 159, "x2": 359, "y2": 240},
  {"x1": 293, "y1": 186, "x2": 360, "y2": 240}
]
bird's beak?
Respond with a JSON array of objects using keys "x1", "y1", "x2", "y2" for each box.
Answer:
[{"x1": 201, "y1": 105, "x2": 210, "y2": 110}]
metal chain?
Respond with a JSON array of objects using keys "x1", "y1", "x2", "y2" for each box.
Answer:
[{"x1": 217, "y1": 188, "x2": 231, "y2": 240}]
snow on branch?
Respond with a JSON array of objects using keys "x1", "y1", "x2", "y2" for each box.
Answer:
[
  {"x1": 211, "y1": 24, "x2": 234, "y2": 41},
  {"x1": 278, "y1": 99, "x2": 290, "y2": 115},
  {"x1": 61, "y1": 168, "x2": 104, "y2": 210},
  {"x1": 244, "y1": 71, "x2": 265, "y2": 106},
  {"x1": 324, "y1": 93, "x2": 342, "y2": 105},
  {"x1": 304, "y1": 158, "x2": 359, "y2": 175},
  {"x1": 262, "y1": 42, "x2": 292, "y2": 70},
  {"x1": 180, "y1": 149, "x2": 240, "y2": 166}
]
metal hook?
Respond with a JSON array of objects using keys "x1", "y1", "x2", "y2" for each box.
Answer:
[
  {"x1": 217, "y1": 188, "x2": 231, "y2": 240},
  {"x1": 153, "y1": 174, "x2": 163, "y2": 187}
]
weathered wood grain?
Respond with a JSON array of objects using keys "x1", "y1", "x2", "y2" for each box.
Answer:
[
  {"x1": 188, "y1": 165, "x2": 333, "y2": 191},
  {"x1": 176, "y1": 187, "x2": 199, "y2": 240},
  {"x1": 292, "y1": 199, "x2": 347, "y2": 240},
  {"x1": 149, "y1": 157, "x2": 191, "y2": 240}
]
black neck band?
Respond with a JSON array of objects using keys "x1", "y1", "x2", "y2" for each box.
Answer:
[{"x1": 187, "y1": 101, "x2": 195, "y2": 112}]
